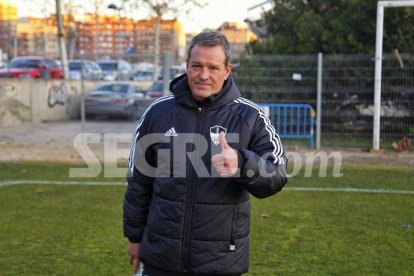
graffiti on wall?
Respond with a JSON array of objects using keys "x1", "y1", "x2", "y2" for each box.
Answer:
[
  {"x1": 0, "y1": 81, "x2": 31, "y2": 126},
  {"x1": 47, "y1": 82, "x2": 67, "y2": 107},
  {"x1": 0, "y1": 82, "x2": 17, "y2": 100}
]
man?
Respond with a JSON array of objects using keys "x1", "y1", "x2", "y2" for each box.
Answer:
[{"x1": 124, "y1": 31, "x2": 287, "y2": 275}]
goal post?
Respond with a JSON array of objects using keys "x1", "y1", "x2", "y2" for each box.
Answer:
[{"x1": 373, "y1": 1, "x2": 414, "y2": 150}]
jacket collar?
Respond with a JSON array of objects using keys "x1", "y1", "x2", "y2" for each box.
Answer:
[{"x1": 169, "y1": 73, "x2": 241, "y2": 110}]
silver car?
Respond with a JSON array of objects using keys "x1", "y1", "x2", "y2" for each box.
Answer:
[
  {"x1": 97, "y1": 59, "x2": 133, "y2": 81},
  {"x1": 68, "y1": 60, "x2": 103, "y2": 80},
  {"x1": 132, "y1": 70, "x2": 154, "y2": 81},
  {"x1": 85, "y1": 82, "x2": 150, "y2": 120}
]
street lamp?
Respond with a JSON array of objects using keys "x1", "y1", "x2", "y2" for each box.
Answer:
[{"x1": 108, "y1": 3, "x2": 121, "y2": 13}]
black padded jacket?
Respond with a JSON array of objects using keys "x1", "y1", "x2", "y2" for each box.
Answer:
[{"x1": 123, "y1": 74, "x2": 287, "y2": 275}]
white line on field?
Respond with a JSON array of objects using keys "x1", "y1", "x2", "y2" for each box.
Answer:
[
  {"x1": 0, "y1": 180, "x2": 126, "y2": 187},
  {"x1": 0, "y1": 180, "x2": 414, "y2": 195},
  {"x1": 285, "y1": 187, "x2": 414, "y2": 195}
]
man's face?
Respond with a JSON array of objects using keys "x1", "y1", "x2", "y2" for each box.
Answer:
[{"x1": 186, "y1": 45, "x2": 232, "y2": 101}]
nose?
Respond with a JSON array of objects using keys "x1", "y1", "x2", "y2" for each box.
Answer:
[{"x1": 199, "y1": 67, "x2": 209, "y2": 80}]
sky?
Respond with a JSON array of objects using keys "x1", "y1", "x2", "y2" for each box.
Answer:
[
  {"x1": 178, "y1": 0, "x2": 250, "y2": 33},
  {"x1": 9, "y1": 0, "x2": 270, "y2": 33}
]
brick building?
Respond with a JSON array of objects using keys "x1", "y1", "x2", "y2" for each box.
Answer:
[
  {"x1": 216, "y1": 22, "x2": 257, "y2": 61},
  {"x1": 0, "y1": 0, "x2": 17, "y2": 60},
  {"x1": 16, "y1": 17, "x2": 59, "y2": 58}
]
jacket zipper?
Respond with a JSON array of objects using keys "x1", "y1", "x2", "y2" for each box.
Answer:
[
  {"x1": 181, "y1": 106, "x2": 203, "y2": 273},
  {"x1": 230, "y1": 205, "x2": 237, "y2": 251}
]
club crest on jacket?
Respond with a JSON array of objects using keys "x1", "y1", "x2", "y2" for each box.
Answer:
[{"x1": 210, "y1": 125, "x2": 227, "y2": 145}]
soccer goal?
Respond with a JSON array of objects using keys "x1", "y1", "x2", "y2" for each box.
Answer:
[{"x1": 373, "y1": 1, "x2": 414, "y2": 150}]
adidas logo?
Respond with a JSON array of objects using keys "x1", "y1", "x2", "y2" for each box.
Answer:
[{"x1": 164, "y1": 127, "x2": 178, "y2": 136}]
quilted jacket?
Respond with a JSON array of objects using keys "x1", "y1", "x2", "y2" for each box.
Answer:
[{"x1": 123, "y1": 74, "x2": 287, "y2": 274}]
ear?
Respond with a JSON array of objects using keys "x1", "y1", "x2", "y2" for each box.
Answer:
[{"x1": 225, "y1": 63, "x2": 232, "y2": 79}]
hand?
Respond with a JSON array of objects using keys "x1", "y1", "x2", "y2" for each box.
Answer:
[
  {"x1": 128, "y1": 242, "x2": 140, "y2": 275},
  {"x1": 212, "y1": 132, "x2": 238, "y2": 177}
]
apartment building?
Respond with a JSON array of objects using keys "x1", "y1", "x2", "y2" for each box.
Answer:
[
  {"x1": 0, "y1": 0, "x2": 17, "y2": 60},
  {"x1": 72, "y1": 14, "x2": 186, "y2": 65},
  {"x1": 133, "y1": 17, "x2": 186, "y2": 64},
  {"x1": 216, "y1": 22, "x2": 257, "y2": 61},
  {"x1": 76, "y1": 13, "x2": 135, "y2": 59},
  {"x1": 17, "y1": 17, "x2": 59, "y2": 58}
]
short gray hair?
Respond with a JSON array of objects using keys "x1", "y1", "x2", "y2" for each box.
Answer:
[{"x1": 187, "y1": 31, "x2": 231, "y2": 66}]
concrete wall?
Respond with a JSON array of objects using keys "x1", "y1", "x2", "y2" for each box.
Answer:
[
  {"x1": 0, "y1": 79, "x2": 156, "y2": 128},
  {"x1": 0, "y1": 79, "x2": 99, "y2": 127}
]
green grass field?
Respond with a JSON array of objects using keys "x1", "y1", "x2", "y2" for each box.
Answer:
[{"x1": 0, "y1": 162, "x2": 413, "y2": 275}]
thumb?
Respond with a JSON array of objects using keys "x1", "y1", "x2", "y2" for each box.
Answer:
[{"x1": 219, "y1": 132, "x2": 230, "y2": 150}]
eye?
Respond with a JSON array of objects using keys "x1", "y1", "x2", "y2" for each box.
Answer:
[
  {"x1": 210, "y1": 66, "x2": 220, "y2": 73},
  {"x1": 191, "y1": 64, "x2": 200, "y2": 69}
]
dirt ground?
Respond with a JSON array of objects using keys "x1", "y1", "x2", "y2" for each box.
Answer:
[{"x1": 0, "y1": 121, "x2": 413, "y2": 166}]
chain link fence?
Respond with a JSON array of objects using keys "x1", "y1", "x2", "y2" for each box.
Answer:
[
  {"x1": 75, "y1": 51, "x2": 414, "y2": 150},
  {"x1": 234, "y1": 53, "x2": 414, "y2": 150}
]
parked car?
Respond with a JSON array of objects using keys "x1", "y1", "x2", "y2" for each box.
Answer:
[
  {"x1": 97, "y1": 59, "x2": 133, "y2": 81},
  {"x1": 157, "y1": 65, "x2": 186, "y2": 80},
  {"x1": 0, "y1": 56, "x2": 63, "y2": 79},
  {"x1": 68, "y1": 59, "x2": 103, "y2": 80},
  {"x1": 169, "y1": 65, "x2": 186, "y2": 78},
  {"x1": 146, "y1": 80, "x2": 167, "y2": 99},
  {"x1": 84, "y1": 82, "x2": 148, "y2": 120},
  {"x1": 131, "y1": 70, "x2": 154, "y2": 81}
]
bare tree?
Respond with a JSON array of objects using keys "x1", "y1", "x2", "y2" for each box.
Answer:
[
  {"x1": 55, "y1": 0, "x2": 69, "y2": 78},
  {"x1": 25, "y1": 0, "x2": 74, "y2": 65},
  {"x1": 62, "y1": 3, "x2": 79, "y2": 60},
  {"x1": 92, "y1": 0, "x2": 106, "y2": 59}
]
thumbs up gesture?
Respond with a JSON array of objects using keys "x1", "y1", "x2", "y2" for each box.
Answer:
[{"x1": 212, "y1": 132, "x2": 238, "y2": 177}]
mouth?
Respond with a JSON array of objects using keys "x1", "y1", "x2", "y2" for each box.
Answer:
[{"x1": 195, "y1": 82, "x2": 211, "y2": 87}]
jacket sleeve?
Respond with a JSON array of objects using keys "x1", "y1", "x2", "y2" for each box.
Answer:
[
  {"x1": 236, "y1": 109, "x2": 288, "y2": 199},
  {"x1": 123, "y1": 114, "x2": 155, "y2": 243}
]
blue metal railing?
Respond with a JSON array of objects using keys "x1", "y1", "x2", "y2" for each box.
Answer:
[{"x1": 259, "y1": 103, "x2": 315, "y2": 148}]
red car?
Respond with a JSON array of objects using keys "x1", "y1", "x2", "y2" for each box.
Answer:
[
  {"x1": 146, "y1": 80, "x2": 167, "y2": 98},
  {"x1": 0, "y1": 56, "x2": 63, "y2": 79}
]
